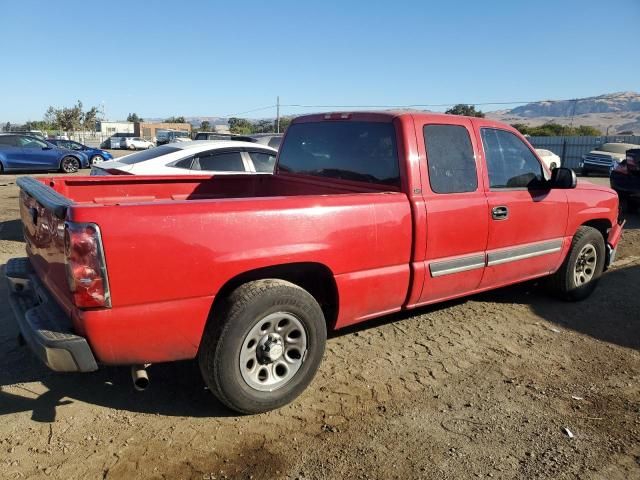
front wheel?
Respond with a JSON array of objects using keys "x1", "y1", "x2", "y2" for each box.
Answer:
[
  {"x1": 60, "y1": 156, "x2": 79, "y2": 173},
  {"x1": 547, "y1": 226, "x2": 605, "y2": 301},
  {"x1": 90, "y1": 154, "x2": 103, "y2": 165},
  {"x1": 128, "y1": 145, "x2": 136, "y2": 150},
  {"x1": 199, "y1": 279, "x2": 327, "y2": 414}
]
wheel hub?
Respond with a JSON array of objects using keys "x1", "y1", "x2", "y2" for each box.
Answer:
[{"x1": 257, "y1": 333, "x2": 284, "y2": 363}]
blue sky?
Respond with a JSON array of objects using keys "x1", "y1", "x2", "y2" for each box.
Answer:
[{"x1": 2, "y1": 0, "x2": 639, "y2": 123}]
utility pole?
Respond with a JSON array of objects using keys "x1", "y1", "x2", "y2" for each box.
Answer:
[{"x1": 276, "y1": 96, "x2": 280, "y2": 134}]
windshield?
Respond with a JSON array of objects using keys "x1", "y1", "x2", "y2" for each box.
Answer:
[
  {"x1": 117, "y1": 145, "x2": 181, "y2": 165},
  {"x1": 278, "y1": 121, "x2": 400, "y2": 186},
  {"x1": 597, "y1": 143, "x2": 639, "y2": 154}
]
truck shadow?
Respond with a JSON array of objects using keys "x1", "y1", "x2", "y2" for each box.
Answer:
[{"x1": 0, "y1": 264, "x2": 235, "y2": 422}]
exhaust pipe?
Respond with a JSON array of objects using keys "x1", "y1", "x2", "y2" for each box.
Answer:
[{"x1": 131, "y1": 364, "x2": 150, "y2": 391}]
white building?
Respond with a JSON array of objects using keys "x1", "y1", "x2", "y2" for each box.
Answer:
[{"x1": 97, "y1": 121, "x2": 134, "y2": 136}]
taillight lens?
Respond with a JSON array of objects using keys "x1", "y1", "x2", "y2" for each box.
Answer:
[{"x1": 64, "y1": 222, "x2": 111, "y2": 308}]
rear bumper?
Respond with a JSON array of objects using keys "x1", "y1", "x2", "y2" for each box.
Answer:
[{"x1": 5, "y1": 257, "x2": 98, "y2": 373}]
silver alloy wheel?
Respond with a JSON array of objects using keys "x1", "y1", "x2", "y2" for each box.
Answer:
[
  {"x1": 90, "y1": 155, "x2": 102, "y2": 165},
  {"x1": 239, "y1": 312, "x2": 307, "y2": 392},
  {"x1": 574, "y1": 244, "x2": 597, "y2": 286},
  {"x1": 62, "y1": 157, "x2": 78, "y2": 173}
]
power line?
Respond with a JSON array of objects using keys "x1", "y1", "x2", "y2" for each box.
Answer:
[{"x1": 222, "y1": 104, "x2": 277, "y2": 118}]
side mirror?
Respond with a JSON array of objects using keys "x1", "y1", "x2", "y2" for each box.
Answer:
[{"x1": 549, "y1": 167, "x2": 577, "y2": 189}]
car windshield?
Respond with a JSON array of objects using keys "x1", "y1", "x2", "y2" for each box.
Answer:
[
  {"x1": 598, "y1": 143, "x2": 639, "y2": 154},
  {"x1": 117, "y1": 145, "x2": 181, "y2": 165},
  {"x1": 278, "y1": 121, "x2": 400, "y2": 186}
]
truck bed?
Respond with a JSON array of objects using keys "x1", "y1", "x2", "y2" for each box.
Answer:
[{"x1": 36, "y1": 173, "x2": 397, "y2": 208}]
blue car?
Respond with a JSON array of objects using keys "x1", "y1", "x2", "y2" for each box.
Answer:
[
  {"x1": 47, "y1": 139, "x2": 113, "y2": 165},
  {"x1": 0, "y1": 134, "x2": 89, "y2": 173}
]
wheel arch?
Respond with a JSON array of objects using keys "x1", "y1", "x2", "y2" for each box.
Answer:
[
  {"x1": 209, "y1": 262, "x2": 339, "y2": 331},
  {"x1": 579, "y1": 218, "x2": 612, "y2": 267}
]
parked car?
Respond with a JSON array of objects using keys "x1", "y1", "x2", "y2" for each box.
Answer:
[
  {"x1": 122, "y1": 137, "x2": 154, "y2": 150},
  {"x1": 610, "y1": 148, "x2": 640, "y2": 212},
  {"x1": 534, "y1": 149, "x2": 561, "y2": 171},
  {"x1": 250, "y1": 133, "x2": 284, "y2": 150},
  {"x1": 100, "y1": 134, "x2": 135, "y2": 150},
  {"x1": 0, "y1": 133, "x2": 89, "y2": 173},
  {"x1": 581, "y1": 142, "x2": 640, "y2": 176},
  {"x1": 194, "y1": 132, "x2": 256, "y2": 142},
  {"x1": 47, "y1": 139, "x2": 113, "y2": 165},
  {"x1": 91, "y1": 141, "x2": 277, "y2": 175},
  {"x1": 6, "y1": 112, "x2": 624, "y2": 414},
  {"x1": 156, "y1": 129, "x2": 191, "y2": 146}
]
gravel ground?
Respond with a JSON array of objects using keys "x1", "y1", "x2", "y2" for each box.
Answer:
[{"x1": 0, "y1": 173, "x2": 638, "y2": 480}]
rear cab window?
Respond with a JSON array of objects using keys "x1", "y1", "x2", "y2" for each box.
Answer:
[
  {"x1": 423, "y1": 125, "x2": 477, "y2": 194},
  {"x1": 277, "y1": 121, "x2": 400, "y2": 187}
]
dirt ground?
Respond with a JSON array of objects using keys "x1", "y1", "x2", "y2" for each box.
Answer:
[{"x1": 0, "y1": 171, "x2": 639, "y2": 480}]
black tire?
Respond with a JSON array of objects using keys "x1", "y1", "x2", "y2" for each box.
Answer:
[
  {"x1": 0, "y1": 162, "x2": 3, "y2": 174},
  {"x1": 60, "y1": 156, "x2": 79, "y2": 173},
  {"x1": 547, "y1": 226, "x2": 605, "y2": 301},
  {"x1": 199, "y1": 279, "x2": 327, "y2": 414}
]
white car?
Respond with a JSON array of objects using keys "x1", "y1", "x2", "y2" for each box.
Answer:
[
  {"x1": 535, "y1": 149, "x2": 562, "y2": 171},
  {"x1": 91, "y1": 141, "x2": 278, "y2": 176},
  {"x1": 122, "y1": 137, "x2": 155, "y2": 150}
]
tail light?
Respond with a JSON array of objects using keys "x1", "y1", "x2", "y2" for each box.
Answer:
[{"x1": 64, "y1": 222, "x2": 111, "y2": 308}]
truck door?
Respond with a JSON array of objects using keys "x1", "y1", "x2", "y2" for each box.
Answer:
[
  {"x1": 417, "y1": 118, "x2": 489, "y2": 304},
  {"x1": 477, "y1": 126, "x2": 568, "y2": 288}
]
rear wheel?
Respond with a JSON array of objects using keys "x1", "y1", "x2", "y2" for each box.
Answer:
[
  {"x1": 60, "y1": 156, "x2": 79, "y2": 173},
  {"x1": 547, "y1": 226, "x2": 605, "y2": 301},
  {"x1": 199, "y1": 279, "x2": 327, "y2": 414}
]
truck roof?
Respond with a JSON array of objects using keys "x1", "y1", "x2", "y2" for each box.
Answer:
[{"x1": 292, "y1": 111, "x2": 512, "y2": 130}]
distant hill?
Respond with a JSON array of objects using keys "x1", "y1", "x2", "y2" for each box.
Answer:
[{"x1": 487, "y1": 92, "x2": 640, "y2": 134}]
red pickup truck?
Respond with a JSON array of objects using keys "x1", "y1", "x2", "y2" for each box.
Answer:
[{"x1": 6, "y1": 112, "x2": 624, "y2": 413}]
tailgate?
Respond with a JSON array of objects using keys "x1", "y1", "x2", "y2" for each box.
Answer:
[{"x1": 17, "y1": 177, "x2": 74, "y2": 311}]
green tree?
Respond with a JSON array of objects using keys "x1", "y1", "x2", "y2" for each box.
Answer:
[
  {"x1": 511, "y1": 122, "x2": 602, "y2": 137},
  {"x1": 82, "y1": 107, "x2": 99, "y2": 132},
  {"x1": 127, "y1": 113, "x2": 144, "y2": 122},
  {"x1": 275, "y1": 116, "x2": 293, "y2": 133},
  {"x1": 164, "y1": 116, "x2": 186, "y2": 123},
  {"x1": 200, "y1": 120, "x2": 211, "y2": 131},
  {"x1": 445, "y1": 104, "x2": 485, "y2": 118},
  {"x1": 228, "y1": 117, "x2": 253, "y2": 135}
]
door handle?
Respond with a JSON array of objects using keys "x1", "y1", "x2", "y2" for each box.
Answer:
[{"x1": 492, "y1": 206, "x2": 509, "y2": 220}]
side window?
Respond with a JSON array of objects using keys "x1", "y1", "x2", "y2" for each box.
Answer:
[
  {"x1": 268, "y1": 137, "x2": 282, "y2": 149},
  {"x1": 423, "y1": 124, "x2": 477, "y2": 194},
  {"x1": 248, "y1": 151, "x2": 276, "y2": 172},
  {"x1": 195, "y1": 151, "x2": 245, "y2": 171},
  {"x1": 481, "y1": 129, "x2": 543, "y2": 189},
  {"x1": 170, "y1": 157, "x2": 194, "y2": 169}
]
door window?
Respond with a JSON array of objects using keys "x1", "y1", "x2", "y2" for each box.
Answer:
[
  {"x1": 0, "y1": 135, "x2": 18, "y2": 147},
  {"x1": 423, "y1": 125, "x2": 477, "y2": 193},
  {"x1": 248, "y1": 151, "x2": 276, "y2": 172},
  {"x1": 481, "y1": 129, "x2": 543, "y2": 189},
  {"x1": 195, "y1": 151, "x2": 245, "y2": 171}
]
